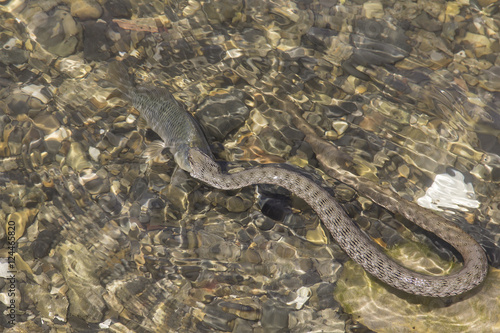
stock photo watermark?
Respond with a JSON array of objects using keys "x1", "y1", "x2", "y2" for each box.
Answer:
[{"x1": 4, "y1": 219, "x2": 18, "y2": 326}]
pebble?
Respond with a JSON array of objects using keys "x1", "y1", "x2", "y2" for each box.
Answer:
[
  {"x1": 445, "y1": 2, "x2": 461, "y2": 17},
  {"x1": 6, "y1": 93, "x2": 30, "y2": 117},
  {"x1": 56, "y1": 56, "x2": 92, "y2": 78},
  {"x1": 0, "y1": 32, "x2": 28, "y2": 65},
  {"x1": 81, "y1": 173, "x2": 110, "y2": 195},
  {"x1": 219, "y1": 298, "x2": 261, "y2": 321},
  {"x1": 275, "y1": 243, "x2": 296, "y2": 259},
  {"x1": 104, "y1": 0, "x2": 132, "y2": 18},
  {"x1": 254, "y1": 215, "x2": 276, "y2": 231},
  {"x1": 260, "y1": 300, "x2": 290, "y2": 331},
  {"x1": 196, "y1": 92, "x2": 250, "y2": 141},
  {"x1": 332, "y1": 121, "x2": 349, "y2": 136},
  {"x1": 225, "y1": 193, "x2": 254, "y2": 213},
  {"x1": 478, "y1": 66, "x2": 500, "y2": 92},
  {"x1": 88, "y1": 146, "x2": 100, "y2": 162},
  {"x1": 232, "y1": 318, "x2": 253, "y2": 333},
  {"x1": 82, "y1": 21, "x2": 110, "y2": 61},
  {"x1": 66, "y1": 142, "x2": 93, "y2": 172},
  {"x1": 97, "y1": 193, "x2": 122, "y2": 215},
  {"x1": 31, "y1": 229, "x2": 57, "y2": 258},
  {"x1": 442, "y1": 22, "x2": 459, "y2": 41},
  {"x1": 21, "y1": 85, "x2": 51, "y2": 105},
  {"x1": 202, "y1": 0, "x2": 244, "y2": 24},
  {"x1": 286, "y1": 286, "x2": 312, "y2": 310},
  {"x1": 24, "y1": 282, "x2": 69, "y2": 322},
  {"x1": 32, "y1": 112, "x2": 60, "y2": 134},
  {"x1": 2, "y1": 158, "x2": 18, "y2": 171},
  {"x1": 462, "y1": 32, "x2": 493, "y2": 57},
  {"x1": 31, "y1": 9, "x2": 81, "y2": 57},
  {"x1": 6, "y1": 210, "x2": 31, "y2": 241},
  {"x1": 362, "y1": 1, "x2": 384, "y2": 19},
  {"x1": 69, "y1": 0, "x2": 103, "y2": 20},
  {"x1": 202, "y1": 303, "x2": 237, "y2": 331},
  {"x1": 166, "y1": 168, "x2": 196, "y2": 211},
  {"x1": 244, "y1": 248, "x2": 262, "y2": 264},
  {"x1": 58, "y1": 242, "x2": 107, "y2": 323},
  {"x1": 305, "y1": 223, "x2": 328, "y2": 245},
  {"x1": 414, "y1": 12, "x2": 442, "y2": 32}
]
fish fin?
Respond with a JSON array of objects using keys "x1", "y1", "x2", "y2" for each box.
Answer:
[
  {"x1": 106, "y1": 88, "x2": 125, "y2": 100},
  {"x1": 137, "y1": 116, "x2": 148, "y2": 129},
  {"x1": 136, "y1": 85, "x2": 181, "y2": 106},
  {"x1": 172, "y1": 163, "x2": 181, "y2": 176},
  {"x1": 174, "y1": 149, "x2": 192, "y2": 173},
  {"x1": 107, "y1": 61, "x2": 134, "y2": 94},
  {"x1": 143, "y1": 140, "x2": 168, "y2": 161}
]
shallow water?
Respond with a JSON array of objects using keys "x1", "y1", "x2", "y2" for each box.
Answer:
[{"x1": 0, "y1": 0, "x2": 500, "y2": 332}]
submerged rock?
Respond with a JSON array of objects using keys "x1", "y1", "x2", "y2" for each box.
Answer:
[
  {"x1": 31, "y1": 9, "x2": 81, "y2": 57},
  {"x1": 68, "y1": 0, "x2": 103, "y2": 21},
  {"x1": 66, "y1": 142, "x2": 93, "y2": 172},
  {"x1": 478, "y1": 66, "x2": 500, "y2": 92},
  {"x1": 196, "y1": 92, "x2": 250, "y2": 141},
  {"x1": 0, "y1": 31, "x2": 28, "y2": 65},
  {"x1": 82, "y1": 21, "x2": 110, "y2": 61}
]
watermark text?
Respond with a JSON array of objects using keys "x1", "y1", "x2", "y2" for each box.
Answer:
[{"x1": 6, "y1": 220, "x2": 17, "y2": 326}]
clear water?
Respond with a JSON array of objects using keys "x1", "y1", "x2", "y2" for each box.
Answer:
[{"x1": 0, "y1": 0, "x2": 499, "y2": 332}]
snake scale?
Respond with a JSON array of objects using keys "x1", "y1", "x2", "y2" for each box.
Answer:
[{"x1": 188, "y1": 147, "x2": 488, "y2": 297}]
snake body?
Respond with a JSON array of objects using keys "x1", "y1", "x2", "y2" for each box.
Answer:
[{"x1": 188, "y1": 147, "x2": 488, "y2": 297}]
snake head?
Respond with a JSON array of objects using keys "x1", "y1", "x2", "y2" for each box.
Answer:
[{"x1": 188, "y1": 147, "x2": 221, "y2": 181}]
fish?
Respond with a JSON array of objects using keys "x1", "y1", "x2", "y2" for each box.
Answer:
[{"x1": 107, "y1": 61, "x2": 213, "y2": 172}]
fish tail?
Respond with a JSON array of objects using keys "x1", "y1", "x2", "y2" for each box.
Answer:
[{"x1": 107, "y1": 61, "x2": 134, "y2": 95}]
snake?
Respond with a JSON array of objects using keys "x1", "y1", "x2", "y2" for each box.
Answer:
[
  {"x1": 107, "y1": 61, "x2": 487, "y2": 297},
  {"x1": 187, "y1": 147, "x2": 488, "y2": 297}
]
